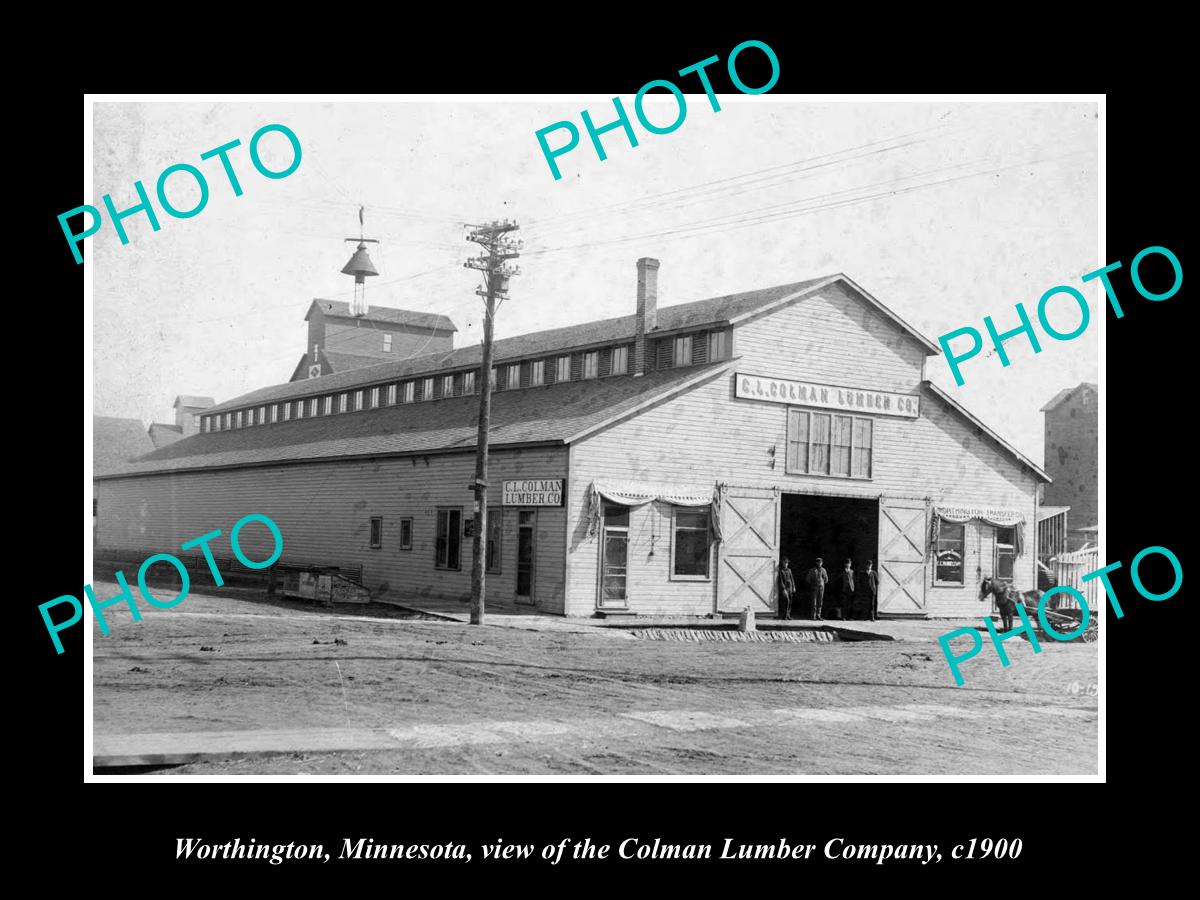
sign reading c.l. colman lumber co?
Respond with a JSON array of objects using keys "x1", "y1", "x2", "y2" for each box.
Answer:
[
  {"x1": 502, "y1": 479, "x2": 564, "y2": 506},
  {"x1": 735, "y1": 372, "x2": 921, "y2": 418}
]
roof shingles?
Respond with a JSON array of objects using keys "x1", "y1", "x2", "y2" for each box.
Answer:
[{"x1": 101, "y1": 363, "x2": 732, "y2": 478}]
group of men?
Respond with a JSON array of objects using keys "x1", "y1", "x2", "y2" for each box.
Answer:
[{"x1": 776, "y1": 557, "x2": 878, "y2": 621}]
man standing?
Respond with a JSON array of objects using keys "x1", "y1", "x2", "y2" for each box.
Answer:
[
  {"x1": 777, "y1": 557, "x2": 796, "y2": 620},
  {"x1": 836, "y1": 559, "x2": 855, "y2": 621},
  {"x1": 864, "y1": 560, "x2": 879, "y2": 621},
  {"x1": 805, "y1": 557, "x2": 829, "y2": 620}
]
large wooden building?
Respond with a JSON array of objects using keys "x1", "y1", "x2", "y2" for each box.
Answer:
[{"x1": 95, "y1": 259, "x2": 1049, "y2": 618}]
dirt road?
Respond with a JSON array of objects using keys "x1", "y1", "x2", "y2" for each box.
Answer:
[{"x1": 91, "y1": 585, "x2": 1098, "y2": 775}]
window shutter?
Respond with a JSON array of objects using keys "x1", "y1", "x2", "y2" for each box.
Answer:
[
  {"x1": 599, "y1": 348, "x2": 612, "y2": 377},
  {"x1": 545, "y1": 358, "x2": 555, "y2": 384},
  {"x1": 415, "y1": 380, "x2": 424, "y2": 402},
  {"x1": 520, "y1": 361, "x2": 531, "y2": 388},
  {"x1": 693, "y1": 333, "x2": 708, "y2": 365},
  {"x1": 571, "y1": 353, "x2": 582, "y2": 381},
  {"x1": 658, "y1": 339, "x2": 674, "y2": 369}
]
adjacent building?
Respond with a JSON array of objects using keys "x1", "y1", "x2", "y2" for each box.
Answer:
[
  {"x1": 95, "y1": 259, "x2": 1049, "y2": 618},
  {"x1": 289, "y1": 300, "x2": 457, "y2": 382},
  {"x1": 1040, "y1": 382, "x2": 1098, "y2": 551}
]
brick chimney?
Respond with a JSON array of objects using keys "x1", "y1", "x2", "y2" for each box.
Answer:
[{"x1": 635, "y1": 257, "x2": 660, "y2": 376}]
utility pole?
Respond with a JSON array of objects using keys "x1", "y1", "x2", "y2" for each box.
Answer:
[{"x1": 464, "y1": 220, "x2": 520, "y2": 626}]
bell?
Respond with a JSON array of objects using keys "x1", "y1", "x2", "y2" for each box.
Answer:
[{"x1": 341, "y1": 242, "x2": 380, "y2": 281}]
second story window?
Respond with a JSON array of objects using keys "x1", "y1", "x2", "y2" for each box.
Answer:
[
  {"x1": 611, "y1": 346, "x2": 629, "y2": 375},
  {"x1": 708, "y1": 330, "x2": 728, "y2": 361},
  {"x1": 371, "y1": 386, "x2": 380, "y2": 408},
  {"x1": 556, "y1": 355, "x2": 571, "y2": 382},
  {"x1": 309, "y1": 397, "x2": 319, "y2": 417},
  {"x1": 583, "y1": 351, "x2": 599, "y2": 379},
  {"x1": 423, "y1": 377, "x2": 435, "y2": 400},
  {"x1": 507, "y1": 364, "x2": 521, "y2": 389},
  {"x1": 443, "y1": 374, "x2": 455, "y2": 397},
  {"x1": 403, "y1": 381, "x2": 415, "y2": 403},
  {"x1": 463, "y1": 371, "x2": 476, "y2": 394},
  {"x1": 282, "y1": 405, "x2": 290, "y2": 422},
  {"x1": 383, "y1": 334, "x2": 392, "y2": 352},
  {"x1": 323, "y1": 395, "x2": 332, "y2": 415},
  {"x1": 387, "y1": 384, "x2": 397, "y2": 405},
  {"x1": 339, "y1": 393, "x2": 348, "y2": 413},
  {"x1": 269, "y1": 405, "x2": 278, "y2": 423},
  {"x1": 235, "y1": 410, "x2": 243, "y2": 428},
  {"x1": 531, "y1": 360, "x2": 545, "y2": 386},
  {"x1": 674, "y1": 335, "x2": 693, "y2": 367}
]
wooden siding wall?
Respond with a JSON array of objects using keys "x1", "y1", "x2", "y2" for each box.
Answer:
[
  {"x1": 95, "y1": 447, "x2": 569, "y2": 613},
  {"x1": 564, "y1": 284, "x2": 1038, "y2": 618},
  {"x1": 324, "y1": 321, "x2": 454, "y2": 359}
]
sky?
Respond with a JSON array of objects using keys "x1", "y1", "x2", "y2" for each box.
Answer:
[{"x1": 91, "y1": 98, "x2": 1098, "y2": 465}]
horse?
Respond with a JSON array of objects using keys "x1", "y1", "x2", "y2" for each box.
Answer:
[{"x1": 979, "y1": 576, "x2": 1042, "y2": 632}]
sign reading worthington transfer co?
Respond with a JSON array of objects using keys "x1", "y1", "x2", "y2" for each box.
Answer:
[
  {"x1": 735, "y1": 372, "x2": 921, "y2": 418},
  {"x1": 502, "y1": 479, "x2": 564, "y2": 506}
]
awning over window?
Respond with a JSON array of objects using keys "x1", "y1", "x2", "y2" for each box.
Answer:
[
  {"x1": 587, "y1": 480, "x2": 722, "y2": 541},
  {"x1": 931, "y1": 505, "x2": 1026, "y2": 557}
]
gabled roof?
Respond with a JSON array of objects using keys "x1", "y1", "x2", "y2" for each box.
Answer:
[
  {"x1": 99, "y1": 363, "x2": 733, "y2": 479},
  {"x1": 306, "y1": 299, "x2": 457, "y2": 333},
  {"x1": 148, "y1": 423, "x2": 184, "y2": 449},
  {"x1": 208, "y1": 275, "x2": 879, "y2": 416},
  {"x1": 1040, "y1": 382, "x2": 1097, "y2": 412},
  {"x1": 923, "y1": 381, "x2": 1050, "y2": 482},
  {"x1": 173, "y1": 395, "x2": 214, "y2": 409},
  {"x1": 94, "y1": 416, "x2": 154, "y2": 475}
]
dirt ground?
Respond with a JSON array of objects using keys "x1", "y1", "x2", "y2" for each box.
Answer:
[{"x1": 91, "y1": 584, "x2": 1099, "y2": 775}]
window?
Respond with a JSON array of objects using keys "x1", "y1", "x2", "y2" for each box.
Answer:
[
  {"x1": 387, "y1": 384, "x2": 397, "y2": 405},
  {"x1": 398, "y1": 517, "x2": 413, "y2": 551},
  {"x1": 370, "y1": 386, "x2": 380, "y2": 408},
  {"x1": 463, "y1": 371, "x2": 476, "y2": 394},
  {"x1": 674, "y1": 335, "x2": 693, "y2": 367},
  {"x1": 444, "y1": 375, "x2": 455, "y2": 397},
  {"x1": 672, "y1": 507, "x2": 712, "y2": 579},
  {"x1": 383, "y1": 334, "x2": 392, "y2": 352},
  {"x1": 354, "y1": 390, "x2": 364, "y2": 411},
  {"x1": 282, "y1": 405, "x2": 291, "y2": 422},
  {"x1": 235, "y1": 410, "x2": 243, "y2": 428},
  {"x1": 601, "y1": 503, "x2": 630, "y2": 603},
  {"x1": 708, "y1": 330, "x2": 728, "y2": 361},
  {"x1": 786, "y1": 410, "x2": 874, "y2": 479},
  {"x1": 403, "y1": 382, "x2": 415, "y2": 403},
  {"x1": 610, "y1": 346, "x2": 628, "y2": 375},
  {"x1": 995, "y1": 526, "x2": 1016, "y2": 581},
  {"x1": 422, "y1": 377, "x2": 435, "y2": 400},
  {"x1": 309, "y1": 397, "x2": 319, "y2": 417},
  {"x1": 323, "y1": 395, "x2": 332, "y2": 415},
  {"x1": 313, "y1": 343, "x2": 319, "y2": 361},
  {"x1": 246, "y1": 409, "x2": 256, "y2": 426},
  {"x1": 369, "y1": 516, "x2": 383, "y2": 549},
  {"x1": 435, "y1": 508, "x2": 462, "y2": 569},
  {"x1": 583, "y1": 351, "x2": 599, "y2": 379},
  {"x1": 486, "y1": 507, "x2": 501, "y2": 574},
  {"x1": 193, "y1": 414, "x2": 201, "y2": 429},
  {"x1": 936, "y1": 520, "x2": 966, "y2": 585},
  {"x1": 556, "y1": 356, "x2": 571, "y2": 382},
  {"x1": 531, "y1": 360, "x2": 545, "y2": 386},
  {"x1": 269, "y1": 405, "x2": 278, "y2": 423},
  {"x1": 852, "y1": 419, "x2": 873, "y2": 478},
  {"x1": 506, "y1": 365, "x2": 520, "y2": 390},
  {"x1": 831, "y1": 415, "x2": 852, "y2": 477},
  {"x1": 295, "y1": 400, "x2": 304, "y2": 420},
  {"x1": 258, "y1": 407, "x2": 265, "y2": 425}
]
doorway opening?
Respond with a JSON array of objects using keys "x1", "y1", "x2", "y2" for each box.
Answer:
[{"x1": 779, "y1": 493, "x2": 878, "y2": 619}]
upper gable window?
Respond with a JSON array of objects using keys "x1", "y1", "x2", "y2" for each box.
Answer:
[
  {"x1": 383, "y1": 334, "x2": 393, "y2": 352},
  {"x1": 674, "y1": 335, "x2": 693, "y2": 367}
]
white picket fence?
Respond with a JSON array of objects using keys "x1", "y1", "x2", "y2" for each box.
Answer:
[{"x1": 1050, "y1": 547, "x2": 1100, "y2": 610}]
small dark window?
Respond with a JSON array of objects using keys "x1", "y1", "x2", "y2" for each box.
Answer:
[
  {"x1": 399, "y1": 517, "x2": 413, "y2": 551},
  {"x1": 369, "y1": 516, "x2": 383, "y2": 549},
  {"x1": 436, "y1": 509, "x2": 462, "y2": 569}
]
